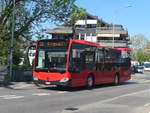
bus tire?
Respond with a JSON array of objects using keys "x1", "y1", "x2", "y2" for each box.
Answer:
[
  {"x1": 87, "y1": 75, "x2": 94, "y2": 89},
  {"x1": 114, "y1": 74, "x2": 120, "y2": 86}
]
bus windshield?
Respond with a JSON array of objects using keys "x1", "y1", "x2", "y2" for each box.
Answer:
[{"x1": 35, "y1": 49, "x2": 67, "y2": 73}]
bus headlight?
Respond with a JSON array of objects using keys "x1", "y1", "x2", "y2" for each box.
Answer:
[
  {"x1": 33, "y1": 76, "x2": 38, "y2": 81},
  {"x1": 60, "y1": 78, "x2": 69, "y2": 83}
]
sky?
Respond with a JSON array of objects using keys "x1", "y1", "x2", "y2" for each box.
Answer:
[
  {"x1": 42, "y1": 0, "x2": 150, "y2": 40},
  {"x1": 75, "y1": 0, "x2": 150, "y2": 40}
]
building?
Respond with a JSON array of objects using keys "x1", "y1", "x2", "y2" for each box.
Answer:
[
  {"x1": 144, "y1": 42, "x2": 150, "y2": 53},
  {"x1": 45, "y1": 13, "x2": 130, "y2": 48},
  {"x1": 146, "y1": 42, "x2": 150, "y2": 49}
]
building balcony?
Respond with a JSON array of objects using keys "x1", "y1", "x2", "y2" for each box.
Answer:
[
  {"x1": 97, "y1": 40, "x2": 128, "y2": 48},
  {"x1": 96, "y1": 27, "x2": 128, "y2": 35},
  {"x1": 45, "y1": 27, "x2": 73, "y2": 34}
]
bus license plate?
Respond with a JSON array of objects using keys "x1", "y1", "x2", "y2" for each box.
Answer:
[{"x1": 45, "y1": 82, "x2": 51, "y2": 85}]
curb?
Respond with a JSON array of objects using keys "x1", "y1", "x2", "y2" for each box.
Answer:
[
  {"x1": 9, "y1": 82, "x2": 34, "y2": 89},
  {"x1": 10, "y1": 84, "x2": 35, "y2": 89},
  {"x1": 131, "y1": 77, "x2": 150, "y2": 82},
  {"x1": 0, "y1": 82, "x2": 35, "y2": 89}
]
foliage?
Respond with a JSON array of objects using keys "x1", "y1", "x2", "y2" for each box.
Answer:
[
  {"x1": 21, "y1": 55, "x2": 30, "y2": 68},
  {"x1": 69, "y1": 6, "x2": 86, "y2": 38},
  {"x1": 0, "y1": 0, "x2": 79, "y2": 66},
  {"x1": 132, "y1": 49, "x2": 150, "y2": 64},
  {"x1": 70, "y1": 6, "x2": 86, "y2": 24},
  {"x1": 144, "y1": 51, "x2": 150, "y2": 62},
  {"x1": 130, "y1": 34, "x2": 150, "y2": 63},
  {"x1": 12, "y1": 40, "x2": 25, "y2": 67},
  {"x1": 134, "y1": 50, "x2": 145, "y2": 64},
  {"x1": 13, "y1": 49, "x2": 24, "y2": 67}
]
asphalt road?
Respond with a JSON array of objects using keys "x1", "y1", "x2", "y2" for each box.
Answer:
[
  {"x1": 132, "y1": 71, "x2": 150, "y2": 80},
  {"x1": 0, "y1": 72, "x2": 150, "y2": 113}
]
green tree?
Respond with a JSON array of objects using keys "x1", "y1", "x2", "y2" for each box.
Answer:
[
  {"x1": 144, "y1": 51, "x2": 150, "y2": 62},
  {"x1": 134, "y1": 50, "x2": 145, "y2": 64},
  {"x1": 0, "y1": 0, "x2": 80, "y2": 65},
  {"x1": 130, "y1": 34, "x2": 149, "y2": 63},
  {"x1": 133, "y1": 49, "x2": 150, "y2": 64},
  {"x1": 69, "y1": 6, "x2": 86, "y2": 38}
]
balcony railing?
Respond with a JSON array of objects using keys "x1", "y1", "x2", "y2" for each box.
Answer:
[
  {"x1": 96, "y1": 27, "x2": 128, "y2": 35},
  {"x1": 97, "y1": 40, "x2": 128, "y2": 43},
  {"x1": 97, "y1": 27, "x2": 124, "y2": 31},
  {"x1": 97, "y1": 40, "x2": 130, "y2": 47}
]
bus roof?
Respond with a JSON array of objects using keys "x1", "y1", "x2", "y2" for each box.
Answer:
[
  {"x1": 70, "y1": 40, "x2": 100, "y2": 47},
  {"x1": 115, "y1": 48, "x2": 131, "y2": 51},
  {"x1": 70, "y1": 40, "x2": 126, "y2": 51},
  {"x1": 37, "y1": 39, "x2": 129, "y2": 51}
]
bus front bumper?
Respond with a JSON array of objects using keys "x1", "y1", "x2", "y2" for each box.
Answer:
[{"x1": 33, "y1": 77, "x2": 71, "y2": 86}]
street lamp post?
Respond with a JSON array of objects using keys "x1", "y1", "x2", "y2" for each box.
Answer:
[
  {"x1": 9, "y1": 0, "x2": 15, "y2": 81},
  {"x1": 112, "y1": 5, "x2": 132, "y2": 48}
]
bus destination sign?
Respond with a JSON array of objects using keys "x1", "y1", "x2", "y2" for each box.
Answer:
[
  {"x1": 47, "y1": 42, "x2": 65, "y2": 46},
  {"x1": 38, "y1": 41, "x2": 65, "y2": 47}
]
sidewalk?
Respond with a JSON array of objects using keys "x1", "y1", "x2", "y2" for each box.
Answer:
[
  {"x1": 0, "y1": 81, "x2": 35, "y2": 89},
  {"x1": 131, "y1": 72, "x2": 150, "y2": 82},
  {"x1": 0, "y1": 73, "x2": 149, "y2": 89}
]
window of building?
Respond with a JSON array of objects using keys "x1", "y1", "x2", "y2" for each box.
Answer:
[
  {"x1": 87, "y1": 24, "x2": 97, "y2": 28},
  {"x1": 81, "y1": 34, "x2": 84, "y2": 40}
]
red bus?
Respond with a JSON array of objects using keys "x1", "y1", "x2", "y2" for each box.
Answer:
[{"x1": 33, "y1": 39, "x2": 131, "y2": 87}]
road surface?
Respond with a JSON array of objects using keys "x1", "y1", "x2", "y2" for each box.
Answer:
[{"x1": 0, "y1": 72, "x2": 150, "y2": 113}]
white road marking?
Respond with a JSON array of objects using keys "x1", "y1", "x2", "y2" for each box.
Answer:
[
  {"x1": 62, "y1": 89, "x2": 149, "y2": 112},
  {"x1": 96, "y1": 89, "x2": 148, "y2": 104},
  {"x1": 0, "y1": 95, "x2": 16, "y2": 98},
  {"x1": 32, "y1": 93, "x2": 51, "y2": 96},
  {"x1": 4, "y1": 96, "x2": 24, "y2": 99},
  {"x1": 0, "y1": 95, "x2": 24, "y2": 99},
  {"x1": 58, "y1": 91, "x2": 67, "y2": 94}
]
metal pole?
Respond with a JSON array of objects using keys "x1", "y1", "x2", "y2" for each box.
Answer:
[
  {"x1": 1, "y1": 0, "x2": 4, "y2": 11},
  {"x1": 9, "y1": 0, "x2": 15, "y2": 81},
  {"x1": 112, "y1": 20, "x2": 115, "y2": 48},
  {"x1": 85, "y1": 15, "x2": 87, "y2": 40},
  {"x1": 112, "y1": 5, "x2": 132, "y2": 48}
]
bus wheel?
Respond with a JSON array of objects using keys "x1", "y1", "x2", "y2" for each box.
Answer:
[
  {"x1": 114, "y1": 75, "x2": 119, "y2": 86},
  {"x1": 87, "y1": 75, "x2": 94, "y2": 88}
]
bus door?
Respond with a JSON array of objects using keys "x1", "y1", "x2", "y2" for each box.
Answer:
[
  {"x1": 95, "y1": 48, "x2": 106, "y2": 84},
  {"x1": 103, "y1": 62, "x2": 114, "y2": 83},
  {"x1": 103, "y1": 49, "x2": 114, "y2": 83},
  {"x1": 68, "y1": 48, "x2": 86, "y2": 86}
]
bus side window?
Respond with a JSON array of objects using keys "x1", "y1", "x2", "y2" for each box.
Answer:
[
  {"x1": 104, "y1": 49, "x2": 110, "y2": 62},
  {"x1": 84, "y1": 51, "x2": 95, "y2": 64},
  {"x1": 98, "y1": 49, "x2": 104, "y2": 63}
]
